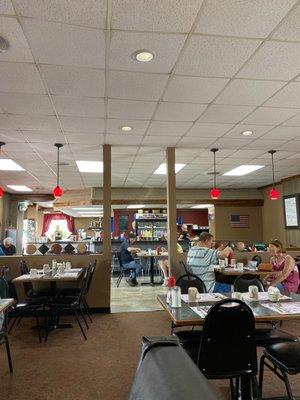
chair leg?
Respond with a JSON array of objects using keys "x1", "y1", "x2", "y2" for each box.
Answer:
[
  {"x1": 4, "y1": 335, "x2": 13, "y2": 373},
  {"x1": 8, "y1": 316, "x2": 18, "y2": 334},
  {"x1": 116, "y1": 271, "x2": 123, "y2": 287},
  {"x1": 72, "y1": 307, "x2": 87, "y2": 340},
  {"x1": 83, "y1": 297, "x2": 93, "y2": 323},
  {"x1": 16, "y1": 316, "x2": 23, "y2": 327},
  {"x1": 230, "y1": 378, "x2": 235, "y2": 400},
  {"x1": 259, "y1": 355, "x2": 265, "y2": 395},
  {"x1": 251, "y1": 376, "x2": 261, "y2": 400},
  {"x1": 79, "y1": 305, "x2": 89, "y2": 330},
  {"x1": 35, "y1": 311, "x2": 42, "y2": 343},
  {"x1": 281, "y1": 370, "x2": 294, "y2": 400}
]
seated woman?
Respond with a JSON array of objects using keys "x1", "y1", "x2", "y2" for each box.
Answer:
[
  {"x1": 158, "y1": 242, "x2": 183, "y2": 286},
  {"x1": 1, "y1": 237, "x2": 16, "y2": 256},
  {"x1": 265, "y1": 239, "x2": 299, "y2": 293}
]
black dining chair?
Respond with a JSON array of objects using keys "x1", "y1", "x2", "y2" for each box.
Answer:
[
  {"x1": 259, "y1": 342, "x2": 300, "y2": 400},
  {"x1": 0, "y1": 277, "x2": 13, "y2": 372},
  {"x1": 197, "y1": 298, "x2": 259, "y2": 400},
  {"x1": 176, "y1": 273, "x2": 207, "y2": 295},
  {"x1": 233, "y1": 273, "x2": 264, "y2": 293},
  {"x1": 252, "y1": 255, "x2": 262, "y2": 266},
  {"x1": 116, "y1": 252, "x2": 135, "y2": 287},
  {"x1": 19, "y1": 260, "x2": 51, "y2": 299}
]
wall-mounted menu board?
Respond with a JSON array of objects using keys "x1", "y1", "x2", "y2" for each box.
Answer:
[{"x1": 283, "y1": 194, "x2": 300, "y2": 229}]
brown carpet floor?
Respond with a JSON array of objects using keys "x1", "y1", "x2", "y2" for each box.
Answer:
[{"x1": 0, "y1": 311, "x2": 299, "y2": 400}]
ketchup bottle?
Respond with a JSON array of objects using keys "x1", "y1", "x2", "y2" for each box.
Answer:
[{"x1": 166, "y1": 275, "x2": 176, "y2": 303}]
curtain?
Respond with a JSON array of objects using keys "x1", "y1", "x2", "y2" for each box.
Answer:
[{"x1": 42, "y1": 213, "x2": 75, "y2": 235}]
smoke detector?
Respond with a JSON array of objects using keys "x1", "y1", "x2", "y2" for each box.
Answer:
[{"x1": 0, "y1": 36, "x2": 9, "y2": 53}]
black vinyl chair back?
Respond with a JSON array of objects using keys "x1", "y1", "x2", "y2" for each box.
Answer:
[
  {"x1": 179, "y1": 260, "x2": 189, "y2": 275},
  {"x1": 176, "y1": 274, "x2": 207, "y2": 294},
  {"x1": 0, "y1": 266, "x2": 17, "y2": 300},
  {"x1": 76, "y1": 268, "x2": 90, "y2": 306},
  {"x1": 20, "y1": 260, "x2": 29, "y2": 274},
  {"x1": 0, "y1": 276, "x2": 9, "y2": 298},
  {"x1": 84, "y1": 261, "x2": 96, "y2": 296},
  {"x1": 117, "y1": 252, "x2": 124, "y2": 270},
  {"x1": 19, "y1": 260, "x2": 34, "y2": 298},
  {"x1": 234, "y1": 274, "x2": 265, "y2": 293},
  {"x1": 252, "y1": 255, "x2": 262, "y2": 266},
  {"x1": 197, "y1": 299, "x2": 257, "y2": 379}
]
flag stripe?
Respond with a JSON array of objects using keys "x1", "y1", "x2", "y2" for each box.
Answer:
[{"x1": 230, "y1": 214, "x2": 249, "y2": 228}]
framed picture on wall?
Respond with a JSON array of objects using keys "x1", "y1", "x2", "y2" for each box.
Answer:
[{"x1": 283, "y1": 194, "x2": 300, "y2": 229}]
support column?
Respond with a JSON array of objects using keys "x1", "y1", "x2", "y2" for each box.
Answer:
[
  {"x1": 166, "y1": 147, "x2": 178, "y2": 277},
  {"x1": 103, "y1": 144, "x2": 111, "y2": 310}
]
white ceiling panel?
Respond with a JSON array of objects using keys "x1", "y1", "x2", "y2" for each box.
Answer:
[
  {"x1": 111, "y1": 0, "x2": 203, "y2": 32},
  {"x1": 186, "y1": 123, "x2": 233, "y2": 137},
  {"x1": 177, "y1": 137, "x2": 216, "y2": 148},
  {"x1": 0, "y1": 0, "x2": 14, "y2": 15},
  {"x1": 282, "y1": 113, "x2": 300, "y2": 126},
  {"x1": 245, "y1": 139, "x2": 286, "y2": 150},
  {"x1": 40, "y1": 65, "x2": 105, "y2": 97},
  {"x1": 272, "y1": 2, "x2": 300, "y2": 41},
  {"x1": 260, "y1": 126, "x2": 300, "y2": 140},
  {"x1": 164, "y1": 76, "x2": 229, "y2": 103},
  {"x1": 106, "y1": 133, "x2": 143, "y2": 145},
  {"x1": 22, "y1": 131, "x2": 65, "y2": 143},
  {"x1": 0, "y1": 130, "x2": 23, "y2": 142},
  {"x1": 215, "y1": 79, "x2": 286, "y2": 106},
  {"x1": 10, "y1": 115, "x2": 60, "y2": 131},
  {"x1": 212, "y1": 138, "x2": 253, "y2": 149},
  {"x1": 107, "y1": 119, "x2": 149, "y2": 135},
  {"x1": 110, "y1": 31, "x2": 186, "y2": 73},
  {"x1": 242, "y1": 107, "x2": 299, "y2": 125},
  {"x1": 146, "y1": 121, "x2": 192, "y2": 136},
  {"x1": 60, "y1": 116, "x2": 104, "y2": 133},
  {"x1": 195, "y1": 0, "x2": 297, "y2": 38},
  {"x1": 108, "y1": 99, "x2": 156, "y2": 120},
  {"x1": 53, "y1": 96, "x2": 104, "y2": 117},
  {"x1": 176, "y1": 36, "x2": 261, "y2": 77},
  {"x1": 141, "y1": 135, "x2": 180, "y2": 146},
  {"x1": 0, "y1": 17, "x2": 33, "y2": 62},
  {"x1": 279, "y1": 140, "x2": 300, "y2": 152},
  {"x1": 264, "y1": 82, "x2": 300, "y2": 108},
  {"x1": 198, "y1": 105, "x2": 255, "y2": 124},
  {"x1": 0, "y1": 93, "x2": 53, "y2": 115},
  {"x1": 109, "y1": 71, "x2": 168, "y2": 101},
  {"x1": 66, "y1": 133, "x2": 104, "y2": 144},
  {"x1": 238, "y1": 41, "x2": 300, "y2": 81},
  {"x1": 223, "y1": 124, "x2": 272, "y2": 139},
  {"x1": 154, "y1": 102, "x2": 206, "y2": 122},
  {"x1": 0, "y1": 62, "x2": 46, "y2": 94},
  {"x1": 22, "y1": 18, "x2": 105, "y2": 68}
]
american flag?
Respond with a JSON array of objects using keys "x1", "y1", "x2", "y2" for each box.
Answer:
[{"x1": 230, "y1": 214, "x2": 249, "y2": 228}]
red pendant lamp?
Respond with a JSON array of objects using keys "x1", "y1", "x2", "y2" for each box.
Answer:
[
  {"x1": 0, "y1": 142, "x2": 5, "y2": 198},
  {"x1": 210, "y1": 148, "x2": 220, "y2": 200},
  {"x1": 53, "y1": 143, "x2": 63, "y2": 199},
  {"x1": 268, "y1": 150, "x2": 279, "y2": 200}
]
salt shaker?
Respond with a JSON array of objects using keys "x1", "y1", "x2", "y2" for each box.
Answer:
[{"x1": 171, "y1": 286, "x2": 182, "y2": 308}]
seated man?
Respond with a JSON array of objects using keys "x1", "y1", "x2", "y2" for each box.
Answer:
[
  {"x1": 119, "y1": 233, "x2": 141, "y2": 286},
  {"x1": 187, "y1": 232, "x2": 232, "y2": 293}
]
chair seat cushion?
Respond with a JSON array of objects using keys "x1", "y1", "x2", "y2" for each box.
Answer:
[
  {"x1": 265, "y1": 342, "x2": 300, "y2": 374},
  {"x1": 255, "y1": 328, "x2": 298, "y2": 347},
  {"x1": 51, "y1": 296, "x2": 77, "y2": 306},
  {"x1": 15, "y1": 297, "x2": 48, "y2": 308}
]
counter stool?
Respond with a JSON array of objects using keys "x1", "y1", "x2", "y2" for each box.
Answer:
[{"x1": 259, "y1": 342, "x2": 300, "y2": 400}]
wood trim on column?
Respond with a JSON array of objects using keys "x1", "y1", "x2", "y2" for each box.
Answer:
[
  {"x1": 166, "y1": 147, "x2": 178, "y2": 276},
  {"x1": 103, "y1": 144, "x2": 111, "y2": 307}
]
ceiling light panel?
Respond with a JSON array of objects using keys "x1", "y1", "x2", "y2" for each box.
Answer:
[
  {"x1": 127, "y1": 204, "x2": 145, "y2": 209},
  {"x1": 7, "y1": 185, "x2": 32, "y2": 192},
  {"x1": 154, "y1": 163, "x2": 186, "y2": 175},
  {"x1": 0, "y1": 159, "x2": 24, "y2": 171},
  {"x1": 76, "y1": 161, "x2": 103, "y2": 173},
  {"x1": 223, "y1": 165, "x2": 264, "y2": 176}
]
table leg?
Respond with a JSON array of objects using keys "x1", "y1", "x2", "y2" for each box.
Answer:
[{"x1": 141, "y1": 256, "x2": 161, "y2": 286}]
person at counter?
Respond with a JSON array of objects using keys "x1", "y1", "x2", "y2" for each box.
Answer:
[
  {"x1": 1, "y1": 237, "x2": 16, "y2": 256},
  {"x1": 53, "y1": 225, "x2": 63, "y2": 241},
  {"x1": 264, "y1": 239, "x2": 299, "y2": 293},
  {"x1": 179, "y1": 224, "x2": 189, "y2": 240},
  {"x1": 187, "y1": 232, "x2": 233, "y2": 293},
  {"x1": 120, "y1": 233, "x2": 142, "y2": 287}
]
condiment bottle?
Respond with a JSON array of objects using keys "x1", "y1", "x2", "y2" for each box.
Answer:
[{"x1": 166, "y1": 275, "x2": 176, "y2": 304}]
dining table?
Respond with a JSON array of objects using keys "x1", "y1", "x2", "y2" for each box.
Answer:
[
  {"x1": 137, "y1": 253, "x2": 168, "y2": 286},
  {"x1": 214, "y1": 266, "x2": 270, "y2": 285},
  {"x1": 0, "y1": 298, "x2": 15, "y2": 314}
]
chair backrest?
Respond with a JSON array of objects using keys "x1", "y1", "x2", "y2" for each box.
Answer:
[
  {"x1": 77, "y1": 267, "x2": 90, "y2": 303},
  {"x1": 252, "y1": 255, "x2": 262, "y2": 265},
  {"x1": 176, "y1": 274, "x2": 207, "y2": 294},
  {"x1": 84, "y1": 261, "x2": 96, "y2": 295},
  {"x1": 234, "y1": 274, "x2": 265, "y2": 293},
  {"x1": 20, "y1": 260, "x2": 33, "y2": 297},
  {"x1": 20, "y1": 260, "x2": 29, "y2": 275},
  {"x1": 0, "y1": 276, "x2": 9, "y2": 298},
  {"x1": 197, "y1": 299, "x2": 257, "y2": 379},
  {"x1": 179, "y1": 260, "x2": 189, "y2": 275},
  {"x1": 117, "y1": 252, "x2": 124, "y2": 269}
]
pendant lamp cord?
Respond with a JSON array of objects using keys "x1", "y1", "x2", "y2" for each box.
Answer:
[
  {"x1": 213, "y1": 151, "x2": 216, "y2": 188},
  {"x1": 57, "y1": 145, "x2": 60, "y2": 187},
  {"x1": 271, "y1": 152, "x2": 275, "y2": 186}
]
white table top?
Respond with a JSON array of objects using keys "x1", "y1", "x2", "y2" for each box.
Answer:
[{"x1": 12, "y1": 268, "x2": 83, "y2": 283}]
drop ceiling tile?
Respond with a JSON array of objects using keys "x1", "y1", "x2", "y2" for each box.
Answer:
[
  {"x1": 260, "y1": 126, "x2": 300, "y2": 140},
  {"x1": 272, "y1": 2, "x2": 300, "y2": 41},
  {"x1": 60, "y1": 116, "x2": 104, "y2": 133},
  {"x1": 164, "y1": 76, "x2": 229, "y2": 103},
  {"x1": 279, "y1": 141, "x2": 300, "y2": 152},
  {"x1": 107, "y1": 119, "x2": 149, "y2": 135},
  {"x1": 141, "y1": 135, "x2": 180, "y2": 146},
  {"x1": 198, "y1": 105, "x2": 255, "y2": 124},
  {"x1": 282, "y1": 113, "x2": 300, "y2": 126},
  {"x1": 110, "y1": 31, "x2": 186, "y2": 73},
  {"x1": 147, "y1": 121, "x2": 192, "y2": 136},
  {"x1": 109, "y1": 71, "x2": 168, "y2": 101},
  {"x1": 194, "y1": 0, "x2": 296, "y2": 38},
  {"x1": 176, "y1": 137, "x2": 216, "y2": 148},
  {"x1": 154, "y1": 102, "x2": 206, "y2": 122},
  {"x1": 106, "y1": 134, "x2": 143, "y2": 145},
  {"x1": 0, "y1": 115, "x2": 17, "y2": 129},
  {"x1": 241, "y1": 107, "x2": 299, "y2": 125},
  {"x1": 223, "y1": 124, "x2": 272, "y2": 139},
  {"x1": 229, "y1": 149, "x2": 266, "y2": 159},
  {"x1": 0, "y1": 17, "x2": 33, "y2": 62},
  {"x1": 0, "y1": 93, "x2": 53, "y2": 115},
  {"x1": 186, "y1": 123, "x2": 233, "y2": 137},
  {"x1": 112, "y1": 146, "x2": 139, "y2": 155},
  {"x1": 212, "y1": 138, "x2": 253, "y2": 149},
  {"x1": 245, "y1": 139, "x2": 286, "y2": 150},
  {"x1": 66, "y1": 133, "x2": 104, "y2": 144},
  {"x1": 10, "y1": 115, "x2": 60, "y2": 131},
  {"x1": 238, "y1": 41, "x2": 300, "y2": 81},
  {"x1": 111, "y1": 0, "x2": 203, "y2": 32},
  {"x1": 176, "y1": 36, "x2": 261, "y2": 77},
  {"x1": 69, "y1": 143, "x2": 102, "y2": 154},
  {"x1": 108, "y1": 99, "x2": 156, "y2": 120},
  {"x1": 41, "y1": 65, "x2": 105, "y2": 97},
  {"x1": 15, "y1": 0, "x2": 106, "y2": 27},
  {"x1": 215, "y1": 79, "x2": 286, "y2": 106},
  {"x1": 0, "y1": 62, "x2": 46, "y2": 94},
  {"x1": 264, "y1": 82, "x2": 300, "y2": 108},
  {"x1": 23, "y1": 131, "x2": 65, "y2": 143},
  {"x1": 0, "y1": 0, "x2": 14, "y2": 14},
  {"x1": 53, "y1": 96, "x2": 104, "y2": 117},
  {"x1": 22, "y1": 18, "x2": 105, "y2": 68},
  {"x1": 0, "y1": 130, "x2": 23, "y2": 142}
]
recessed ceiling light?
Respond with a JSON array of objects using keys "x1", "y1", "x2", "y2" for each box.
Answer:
[
  {"x1": 191, "y1": 204, "x2": 213, "y2": 209},
  {"x1": 76, "y1": 161, "x2": 103, "y2": 173},
  {"x1": 223, "y1": 165, "x2": 264, "y2": 176},
  {"x1": 127, "y1": 204, "x2": 145, "y2": 209},
  {"x1": 154, "y1": 163, "x2": 186, "y2": 175},
  {"x1": 0, "y1": 159, "x2": 24, "y2": 171},
  {"x1": 7, "y1": 185, "x2": 32, "y2": 192},
  {"x1": 133, "y1": 50, "x2": 154, "y2": 62},
  {"x1": 121, "y1": 125, "x2": 133, "y2": 132},
  {"x1": 241, "y1": 130, "x2": 253, "y2": 136}
]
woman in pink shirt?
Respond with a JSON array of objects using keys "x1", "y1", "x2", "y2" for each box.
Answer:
[{"x1": 265, "y1": 239, "x2": 299, "y2": 293}]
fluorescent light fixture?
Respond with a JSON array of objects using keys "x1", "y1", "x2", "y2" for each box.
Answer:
[
  {"x1": 241, "y1": 130, "x2": 253, "y2": 136},
  {"x1": 76, "y1": 161, "x2": 103, "y2": 173},
  {"x1": 127, "y1": 205, "x2": 145, "y2": 209},
  {"x1": 7, "y1": 185, "x2": 32, "y2": 192},
  {"x1": 192, "y1": 204, "x2": 213, "y2": 209},
  {"x1": 121, "y1": 125, "x2": 132, "y2": 132},
  {"x1": 154, "y1": 163, "x2": 186, "y2": 175},
  {"x1": 223, "y1": 165, "x2": 264, "y2": 176},
  {"x1": 80, "y1": 211, "x2": 103, "y2": 214},
  {"x1": 72, "y1": 208, "x2": 102, "y2": 211},
  {"x1": 134, "y1": 50, "x2": 154, "y2": 62},
  {"x1": 0, "y1": 159, "x2": 24, "y2": 171}
]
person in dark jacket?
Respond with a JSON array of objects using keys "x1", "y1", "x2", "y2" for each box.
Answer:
[{"x1": 1, "y1": 237, "x2": 16, "y2": 256}]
